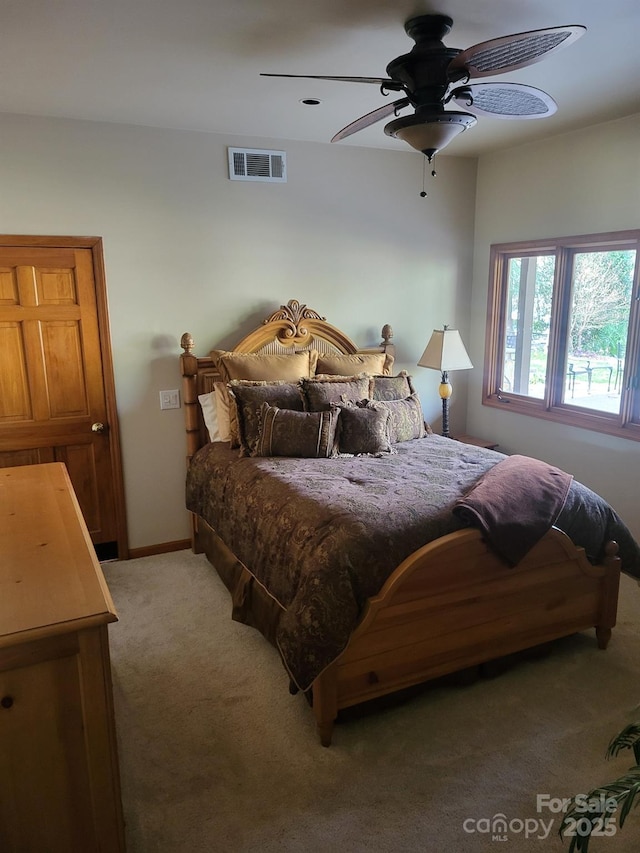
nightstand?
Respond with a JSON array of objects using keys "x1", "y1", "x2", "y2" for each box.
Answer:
[{"x1": 454, "y1": 434, "x2": 499, "y2": 450}]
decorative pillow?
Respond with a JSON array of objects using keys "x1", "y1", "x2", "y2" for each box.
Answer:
[
  {"x1": 301, "y1": 374, "x2": 371, "y2": 411},
  {"x1": 213, "y1": 382, "x2": 232, "y2": 442},
  {"x1": 368, "y1": 394, "x2": 428, "y2": 443},
  {"x1": 332, "y1": 403, "x2": 392, "y2": 455},
  {"x1": 316, "y1": 351, "x2": 394, "y2": 376},
  {"x1": 227, "y1": 381, "x2": 305, "y2": 456},
  {"x1": 254, "y1": 403, "x2": 340, "y2": 459},
  {"x1": 212, "y1": 349, "x2": 318, "y2": 383},
  {"x1": 198, "y1": 391, "x2": 222, "y2": 443},
  {"x1": 316, "y1": 352, "x2": 394, "y2": 376},
  {"x1": 370, "y1": 371, "x2": 416, "y2": 401}
]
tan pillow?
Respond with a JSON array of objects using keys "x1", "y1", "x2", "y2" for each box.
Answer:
[
  {"x1": 213, "y1": 382, "x2": 231, "y2": 442},
  {"x1": 316, "y1": 351, "x2": 394, "y2": 376},
  {"x1": 212, "y1": 350, "x2": 318, "y2": 383}
]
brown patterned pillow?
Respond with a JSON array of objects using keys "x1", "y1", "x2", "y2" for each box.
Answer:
[
  {"x1": 254, "y1": 404, "x2": 340, "y2": 458},
  {"x1": 370, "y1": 371, "x2": 416, "y2": 401},
  {"x1": 227, "y1": 381, "x2": 304, "y2": 456},
  {"x1": 301, "y1": 374, "x2": 371, "y2": 411},
  {"x1": 367, "y1": 394, "x2": 428, "y2": 443},
  {"x1": 333, "y1": 403, "x2": 392, "y2": 455},
  {"x1": 316, "y1": 351, "x2": 394, "y2": 376}
]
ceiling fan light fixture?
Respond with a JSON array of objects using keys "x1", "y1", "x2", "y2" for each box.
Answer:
[{"x1": 384, "y1": 111, "x2": 477, "y2": 160}]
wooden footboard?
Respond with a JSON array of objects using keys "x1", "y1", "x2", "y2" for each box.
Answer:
[
  {"x1": 195, "y1": 513, "x2": 620, "y2": 747},
  {"x1": 312, "y1": 528, "x2": 620, "y2": 746}
]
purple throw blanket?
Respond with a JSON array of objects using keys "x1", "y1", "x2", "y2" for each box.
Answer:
[{"x1": 452, "y1": 455, "x2": 573, "y2": 566}]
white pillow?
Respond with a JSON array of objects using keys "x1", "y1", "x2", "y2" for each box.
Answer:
[
  {"x1": 198, "y1": 391, "x2": 221, "y2": 442},
  {"x1": 198, "y1": 384, "x2": 232, "y2": 443}
]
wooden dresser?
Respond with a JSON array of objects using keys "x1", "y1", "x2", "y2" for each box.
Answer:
[{"x1": 0, "y1": 463, "x2": 125, "y2": 852}]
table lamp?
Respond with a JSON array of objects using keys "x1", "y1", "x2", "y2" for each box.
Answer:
[{"x1": 418, "y1": 325, "x2": 473, "y2": 437}]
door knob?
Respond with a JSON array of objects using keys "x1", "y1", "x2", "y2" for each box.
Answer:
[{"x1": 91, "y1": 422, "x2": 106, "y2": 434}]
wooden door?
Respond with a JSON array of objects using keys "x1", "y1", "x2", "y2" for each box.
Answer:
[{"x1": 0, "y1": 238, "x2": 127, "y2": 558}]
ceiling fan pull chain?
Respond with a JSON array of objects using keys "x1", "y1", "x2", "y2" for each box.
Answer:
[
  {"x1": 420, "y1": 156, "x2": 427, "y2": 197},
  {"x1": 420, "y1": 154, "x2": 439, "y2": 197}
]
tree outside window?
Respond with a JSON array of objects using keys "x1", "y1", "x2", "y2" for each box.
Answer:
[{"x1": 484, "y1": 231, "x2": 640, "y2": 442}]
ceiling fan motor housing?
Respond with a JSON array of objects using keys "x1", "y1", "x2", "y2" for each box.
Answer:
[
  {"x1": 386, "y1": 15, "x2": 464, "y2": 108},
  {"x1": 383, "y1": 15, "x2": 475, "y2": 160}
]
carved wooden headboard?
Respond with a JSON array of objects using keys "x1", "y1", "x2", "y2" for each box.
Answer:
[{"x1": 180, "y1": 299, "x2": 395, "y2": 462}]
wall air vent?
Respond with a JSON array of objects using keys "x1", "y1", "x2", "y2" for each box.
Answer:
[{"x1": 228, "y1": 148, "x2": 287, "y2": 183}]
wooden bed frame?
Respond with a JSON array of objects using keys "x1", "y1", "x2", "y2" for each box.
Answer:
[{"x1": 180, "y1": 300, "x2": 621, "y2": 746}]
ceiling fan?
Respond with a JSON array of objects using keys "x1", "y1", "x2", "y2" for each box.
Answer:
[{"x1": 261, "y1": 15, "x2": 585, "y2": 161}]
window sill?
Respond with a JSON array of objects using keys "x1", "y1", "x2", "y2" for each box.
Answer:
[{"x1": 483, "y1": 394, "x2": 640, "y2": 443}]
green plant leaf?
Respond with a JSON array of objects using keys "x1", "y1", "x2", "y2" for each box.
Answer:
[
  {"x1": 616, "y1": 768, "x2": 640, "y2": 826},
  {"x1": 607, "y1": 723, "x2": 640, "y2": 760},
  {"x1": 560, "y1": 770, "x2": 640, "y2": 851}
]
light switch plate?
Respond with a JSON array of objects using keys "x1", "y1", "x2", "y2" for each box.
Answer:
[{"x1": 159, "y1": 389, "x2": 180, "y2": 410}]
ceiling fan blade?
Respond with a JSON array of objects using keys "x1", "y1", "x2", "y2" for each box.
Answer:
[
  {"x1": 448, "y1": 25, "x2": 585, "y2": 79},
  {"x1": 260, "y1": 73, "x2": 405, "y2": 91},
  {"x1": 451, "y1": 82, "x2": 557, "y2": 119},
  {"x1": 331, "y1": 98, "x2": 411, "y2": 142}
]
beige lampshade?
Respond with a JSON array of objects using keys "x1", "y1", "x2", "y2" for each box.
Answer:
[{"x1": 418, "y1": 327, "x2": 473, "y2": 372}]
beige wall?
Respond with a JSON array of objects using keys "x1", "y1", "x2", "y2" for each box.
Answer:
[
  {"x1": 0, "y1": 113, "x2": 477, "y2": 549},
  {"x1": 1, "y1": 109, "x2": 638, "y2": 549},
  {"x1": 469, "y1": 113, "x2": 640, "y2": 539}
]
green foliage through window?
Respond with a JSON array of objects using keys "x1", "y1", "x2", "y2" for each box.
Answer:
[{"x1": 484, "y1": 231, "x2": 640, "y2": 441}]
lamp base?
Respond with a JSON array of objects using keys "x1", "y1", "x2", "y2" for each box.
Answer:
[
  {"x1": 441, "y1": 397, "x2": 451, "y2": 438},
  {"x1": 439, "y1": 371, "x2": 452, "y2": 437}
]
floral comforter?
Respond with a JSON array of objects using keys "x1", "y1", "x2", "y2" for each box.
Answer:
[{"x1": 186, "y1": 435, "x2": 640, "y2": 690}]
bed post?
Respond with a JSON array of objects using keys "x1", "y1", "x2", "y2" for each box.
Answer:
[
  {"x1": 180, "y1": 332, "x2": 201, "y2": 552},
  {"x1": 312, "y1": 665, "x2": 338, "y2": 747},
  {"x1": 380, "y1": 324, "x2": 395, "y2": 362},
  {"x1": 358, "y1": 324, "x2": 396, "y2": 363}
]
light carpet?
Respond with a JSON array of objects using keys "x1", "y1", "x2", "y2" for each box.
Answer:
[{"x1": 104, "y1": 551, "x2": 640, "y2": 852}]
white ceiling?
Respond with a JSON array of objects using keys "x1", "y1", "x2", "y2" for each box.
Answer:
[{"x1": 2, "y1": 0, "x2": 640, "y2": 157}]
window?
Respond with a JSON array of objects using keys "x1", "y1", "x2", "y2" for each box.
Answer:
[{"x1": 483, "y1": 230, "x2": 640, "y2": 441}]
